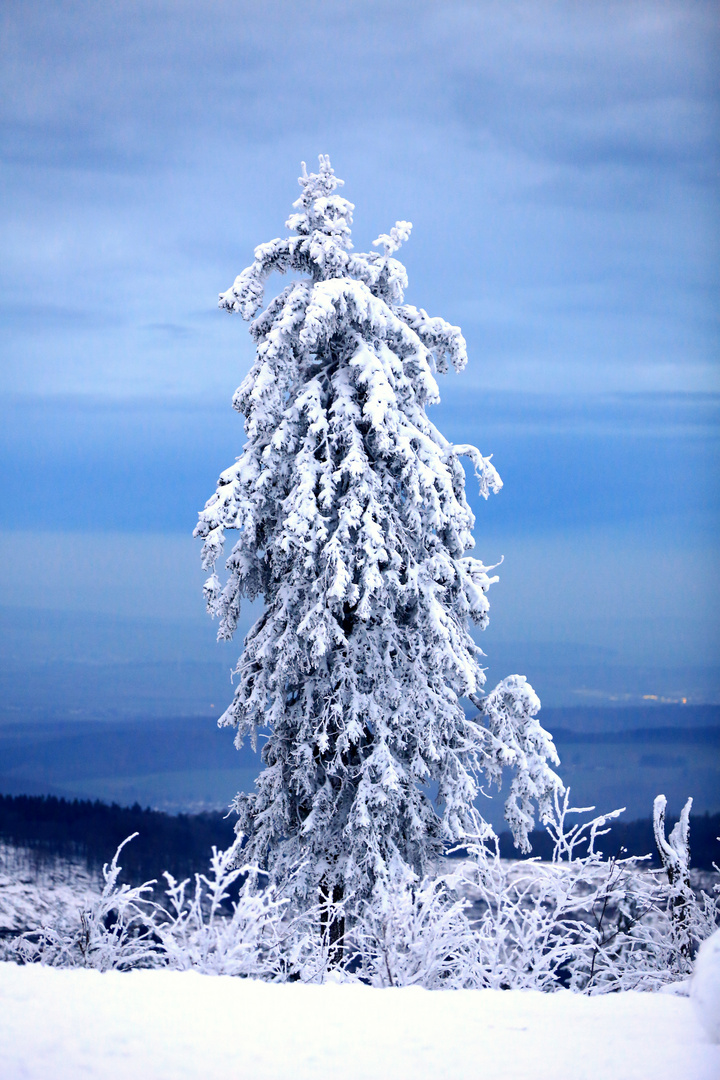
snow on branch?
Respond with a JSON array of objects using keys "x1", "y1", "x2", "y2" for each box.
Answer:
[
  {"x1": 451, "y1": 444, "x2": 503, "y2": 499},
  {"x1": 372, "y1": 220, "x2": 412, "y2": 256},
  {"x1": 474, "y1": 676, "x2": 563, "y2": 853}
]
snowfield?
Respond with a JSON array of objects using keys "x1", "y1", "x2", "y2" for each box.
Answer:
[
  {"x1": 1, "y1": 963, "x2": 718, "y2": 1080},
  {"x1": 0, "y1": 843, "x2": 100, "y2": 937}
]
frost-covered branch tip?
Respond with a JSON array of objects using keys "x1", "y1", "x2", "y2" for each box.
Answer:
[
  {"x1": 452, "y1": 444, "x2": 503, "y2": 499},
  {"x1": 372, "y1": 220, "x2": 412, "y2": 256}
]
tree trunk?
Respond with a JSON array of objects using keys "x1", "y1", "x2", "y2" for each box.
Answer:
[{"x1": 319, "y1": 879, "x2": 345, "y2": 968}]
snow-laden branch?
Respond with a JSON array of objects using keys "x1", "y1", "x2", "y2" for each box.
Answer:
[
  {"x1": 372, "y1": 220, "x2": 412, "y2": 257},
  {"x1": 451, "y1": 444, "x2": 503, "y2": 499}
]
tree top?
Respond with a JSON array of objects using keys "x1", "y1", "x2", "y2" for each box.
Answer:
[{"x1": 219, "y1": 154, "x2": 415, "y2": 317}]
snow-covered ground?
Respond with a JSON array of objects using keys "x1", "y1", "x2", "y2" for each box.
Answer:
[
  {"x1": 0, "y1": 963, "x2": 717, "y2": 1080},
  {"x1": 0, "y1": 843, "x2": 100, "y2": 940}
]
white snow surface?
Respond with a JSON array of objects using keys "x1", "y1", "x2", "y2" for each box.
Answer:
[
  {"x1": 1, "y1": 963, "x2": 718, "y2": 1080},
  {"x1": 0, "y1": 843, "x2": 100, "y2": 936},
  {"x1": 692, "y1": 929, "x2": 720, "y2": 1043}
]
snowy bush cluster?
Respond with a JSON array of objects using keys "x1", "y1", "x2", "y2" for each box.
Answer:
[{"x1": 7, "y1": 792, "x2": 718, "y2": 993}]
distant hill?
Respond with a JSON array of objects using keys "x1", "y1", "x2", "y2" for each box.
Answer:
[
  {"x1": 539, "y1": 703, "x2": 720, "y2": 733},
  {"x1": 1, "y1": 708, "x2": 719, "y2": 827},
  {"x1": 1, "y1": 794, "x2": 718, "y2": 879},
  {"x1": 0, "y1": 793, "x2": 235, "y2": 887}
]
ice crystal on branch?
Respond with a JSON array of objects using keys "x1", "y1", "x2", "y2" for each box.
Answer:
[{"x1": 195, "y1": 155, "x2": 560, "y2": 911}]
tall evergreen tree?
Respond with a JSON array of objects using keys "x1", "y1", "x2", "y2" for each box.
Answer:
[{"x1": 196, "y1": 156, "x2": 560, "y2": 912}]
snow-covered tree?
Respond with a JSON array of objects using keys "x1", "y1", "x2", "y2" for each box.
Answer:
[{"x1": 195, "y1": 156, "x2": 560, "y2": 920}]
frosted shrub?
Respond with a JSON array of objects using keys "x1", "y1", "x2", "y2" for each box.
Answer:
[
  {"x1": 352, "y1": 859, "x2": 479, "y2": 988},
  {"x1": 12, "y1": 834, "x2": 161, "y2": 971},
  {"x1": 11, "y1": 835, "x2": 291, "y2": 978},
  {"x1": 453, "y1": 791, "x2": 719, "y2": 993},
  {"x1": 568, "y1": 795, "x2": 717, "y2": 992},
  {"x1": 155, "y1": 838, "x2": 290, "y2": 977},
  {"x1": 8, "y1": 797, "x2": 717, "y2": 987}
]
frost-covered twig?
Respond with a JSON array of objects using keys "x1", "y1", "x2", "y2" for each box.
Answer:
[
  {"x1": 653, "y1": 794, "x2": 694, "y2": 966},
  {"x1": 12, "y1": 834, "x2": 161, "y2": 971}
]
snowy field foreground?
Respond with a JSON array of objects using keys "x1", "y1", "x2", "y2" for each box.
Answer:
[{"x1": 1, "y1": 963, "x2": 718, "y2": 1080}]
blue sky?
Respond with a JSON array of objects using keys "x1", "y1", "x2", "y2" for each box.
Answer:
[
  {"x1": 2, "y1": 1, "x2": 717, "y2": 399},
  {"x1": 1, "y1": 0, "x2": 718, "y2": 717}
]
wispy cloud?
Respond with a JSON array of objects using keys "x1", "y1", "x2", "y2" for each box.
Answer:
[{"x1": 1, "y1": 1, "x2": 717, "y2": 397}]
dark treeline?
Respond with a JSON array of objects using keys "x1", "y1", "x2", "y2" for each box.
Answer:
[
  {"x1": 0, "y1": 793, "x2": 236, "y2": 886},
  {"x1": 1, "y1": 794, "x2": 718, "y2": 883}
]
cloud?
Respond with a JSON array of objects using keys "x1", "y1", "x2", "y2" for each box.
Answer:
[
  {"x1": 1, "y1": 391, "x2": 716, "y2": 537},
  {"x1": 0, "y1": 1, "x2": 717, "y2": 397},
  {"x1": 442, "y1": 2, "x2": 717, "y2": 173},
  {"x1": 2, "y1": 1, "x2": 715, "y2": 176}
]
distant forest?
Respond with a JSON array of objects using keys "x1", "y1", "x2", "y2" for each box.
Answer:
[
  {"x1": 1, "y1": 793, "x2": 718, "y2": 885},
  {"x1": 0, "y1": 794, "x2": 236, "y2": 886}
]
